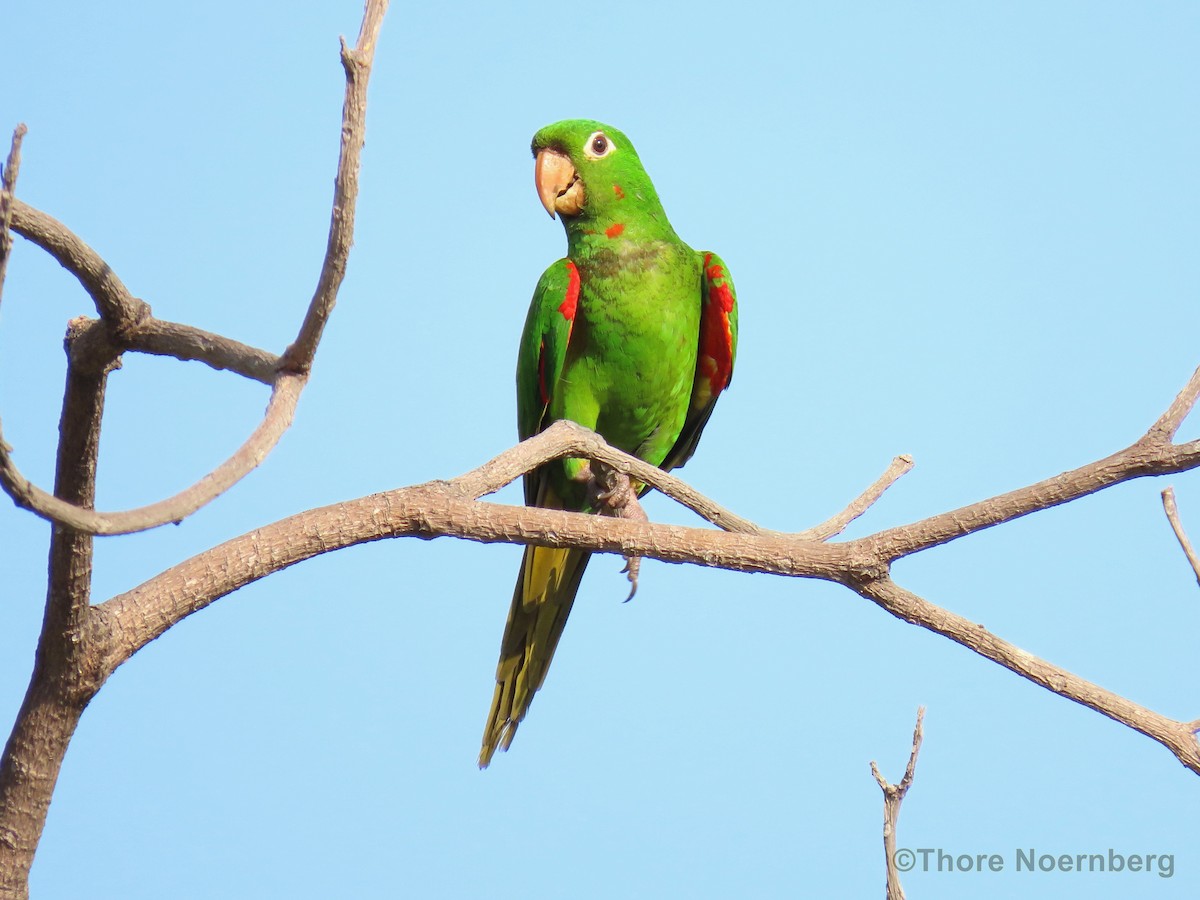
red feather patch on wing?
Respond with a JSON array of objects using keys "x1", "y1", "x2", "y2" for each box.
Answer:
[
  {"x1": 534, "y1": 260, "x2": 580, "y2": 411},
  {"x1": 699, "y1": 252, "x2": 735, "y2": 396}
]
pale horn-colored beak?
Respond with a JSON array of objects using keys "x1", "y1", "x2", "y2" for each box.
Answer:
[{"x1": 534, "y1": 148, "x2": 584, "y2": 218}]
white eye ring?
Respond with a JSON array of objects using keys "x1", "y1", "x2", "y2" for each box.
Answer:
[{"x1": 583, "y1": 131, "x2": 616, "y2": 159}]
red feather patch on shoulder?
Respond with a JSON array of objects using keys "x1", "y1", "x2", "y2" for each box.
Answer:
[
  {"x1": 700, "y1": 253, "x2": 734, "y2": 394},
  {"x1": 605, "y1": 223, "x2": 625, "y2": 239},
  {"x1": 558, "y1": 260, "x2": 580, "y2": 321}
]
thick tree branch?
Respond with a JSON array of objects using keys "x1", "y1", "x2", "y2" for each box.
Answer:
[
  {"x1": 95, "y1": 488, "x2": 859, "y2": 671},
  {"x1": 0, "y1": 322, "x2": 112, "y2": 893},
  {"x1": 93, "y1": 474, "x2": 1200, "y2": 775},
  {"x1": 1161, "y1": 487, "x2": 1200, "y2": 587},
  {"x1": 871, "y1": 707, "x2": 925, "y2": 900}
]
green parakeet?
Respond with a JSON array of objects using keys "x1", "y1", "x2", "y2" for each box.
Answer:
[{"x1": 480, "y1": 120, "x2": 739, "y2": 767}]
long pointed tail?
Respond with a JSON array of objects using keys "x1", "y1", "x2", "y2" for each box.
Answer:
[{"x1": 479, "y1": 543, "x2": 590, "y2": 767}]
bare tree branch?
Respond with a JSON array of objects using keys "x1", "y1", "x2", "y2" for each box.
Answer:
[
  {"x1": 1161, "y1": 487, "x2": 1200, "y2": 587},
  {"x1": 0, "y1": 374, "x2": 303, "y2": 534},
  {"x1": 451, "y1": 420, "x2": 768, "y2": 534},
  {"x1": 88, "y1": 361, "x2": 1200, "y2": 780},
  {"x1": 0, "y1": 0, "x2": 389, "y2": 536},
  {"x1": 853, "y1": 578, "x2": 1200, "y2": 774},
  {"x1": 8, "y1": 198, "x2": 148, "y2": 332},
  {"x1": 0, "y1": 319, "x2": 113, "y2": 891},
  {"x1": 1146, "y1": 363, "x2": 1200, "y2": 442},
  {"x1": 868, "y1": 416, "x2": 1200, "y2": 561},
  {"x1": 0, "y1": 5, "x2": 390, "y2": 894},
  {"x1": 797, "y1": 454, "x2": 914, "y2": 541},
  {"x1": 453, "y1": 424, "x2": 912, "y2": 541},
  {"x1": 0, "y1": 125, "x2": 28, "y2": 312},
  {"x1": 871, "y1": 707, "x2": 925, "y2": 900},
  {"x1": 280, "y1": 0, "x2": 388, "y2": 374},
  {"x1": 0, "y1": 312, "x2": 284, "y2": 531},
  {"x1": 69, "y1": 316, "x2": 279, "y2": 383},
  {"x1": 92, "y1": 476, "x2": 1200, "y2": 775}
]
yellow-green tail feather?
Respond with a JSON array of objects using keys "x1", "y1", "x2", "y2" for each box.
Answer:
[{"x1": 479, "y1": 541, "x2": 590, "y2": 768}]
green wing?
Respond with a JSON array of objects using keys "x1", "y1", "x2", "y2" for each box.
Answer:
[
  {"x1": 515, "y1": 258, "x2": 580, "y2": 501},
  {"x1": 661, "y1": 250, "x2": 739, "y2": 472},
  {"x1": 481, "y1": 258, "x2": 586, "y2": 768}
]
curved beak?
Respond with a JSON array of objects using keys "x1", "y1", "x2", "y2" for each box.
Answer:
[{"x1": 534, "y1": 148, "x2": 584, "y2": 218}]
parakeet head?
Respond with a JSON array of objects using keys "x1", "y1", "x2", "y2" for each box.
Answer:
[{"x1": 531, "y1": 119, "x2": 667, "y2": 229}]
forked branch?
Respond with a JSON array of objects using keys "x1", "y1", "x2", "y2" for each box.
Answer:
[
  {"x1": 872, "y1": 707, "x2": 925, "y2": 900},
  {"x1": 0, "y1": 0, "x2": 389, "y2": 536}
]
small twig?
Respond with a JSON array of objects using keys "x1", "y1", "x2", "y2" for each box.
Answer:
[
  {"x1": 871, "y1": 707, "x2": 926, "y2": 900},
  {"x1": 1146, "y1": 363, "x2": 1200, "y2": 443},
  {"x1": 280, "y1": 0, "x2": 388, "y2": 373},
  {"x1": 1162, "y1": 487, "x2": 1200, "y2": 587},
  {"x1": 452, "y1": 420, "x2": 768, "y2": 535},
  {"x1": 797, "y1": 454, "x2": 914, "y2": 541},
  {"x1": 0, "y1": 124, "x2": 29, "y2": 312}
]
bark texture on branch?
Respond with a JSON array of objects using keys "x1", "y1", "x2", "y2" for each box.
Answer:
[
  {"x1": 0, "y1": 0, "x2": 387, "y2": 538},
  {"x1": 872, "y1": 708, "x2": 925, "y2": 900},
  {"x1": 0, "y1": 3, "x2": 390, "y2": 896}
]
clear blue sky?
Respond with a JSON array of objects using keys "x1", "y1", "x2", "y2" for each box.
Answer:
[{"x1": 2, "y1": 2, "x2": 1198, "y2": 897}]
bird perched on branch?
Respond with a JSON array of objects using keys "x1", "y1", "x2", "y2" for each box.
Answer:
[{"x1": 480, "y1": 120, "x2": 739, "y2": 767}]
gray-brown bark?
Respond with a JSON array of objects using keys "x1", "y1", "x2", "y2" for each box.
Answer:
[{"x1": 0, "y1": 3, "x2": 388, "y2": 895}]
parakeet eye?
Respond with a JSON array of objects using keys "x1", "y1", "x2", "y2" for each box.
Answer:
[{"x1": 583, "y1": 131, "x2": 615, "y2": 159}]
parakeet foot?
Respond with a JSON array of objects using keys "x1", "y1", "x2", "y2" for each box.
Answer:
[
  {"x1": 587, "y1": 462, "x2": 648, "y2": 600},
  {"x1": 573, "y1": 461, "x2": 648, "y2": 598}
]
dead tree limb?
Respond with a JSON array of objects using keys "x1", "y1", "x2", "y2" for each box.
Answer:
[
  {"x1": 871, "y1": 708, "x2": 926, "y2": 900},
  {"x1": 1162, "y1": 486, "x2": 1200, "y2": 587}
]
